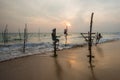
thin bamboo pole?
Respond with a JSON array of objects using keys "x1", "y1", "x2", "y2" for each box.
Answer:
[
  {"x1": 23, "y1": 24, "x2": 27, "y2": 53},
  {"x1": 18, "y1": 29, "x2": 22, "y2": 40},
  {"x1": 3, "y1": 24, "x2": 8, "y2": 46},
  {"x1": 88, "y1": 12, "x2": 94, "y2": 63}
]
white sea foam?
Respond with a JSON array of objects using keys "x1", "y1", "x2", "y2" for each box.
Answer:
[{"x1": 0, "y1": 32, "x2": 120, "y2": 62}]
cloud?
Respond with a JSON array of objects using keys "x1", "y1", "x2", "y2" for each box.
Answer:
[{"x1": 0, "y1": 0, "x2": 120, "y2": 32}]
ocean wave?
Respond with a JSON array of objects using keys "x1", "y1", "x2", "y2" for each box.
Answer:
[{"x1": 0, "y1": 33, "x2": 120, "y2": 62}]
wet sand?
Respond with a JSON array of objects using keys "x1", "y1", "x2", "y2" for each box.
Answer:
[{"x1": 0, "y1": 40, "x2": 120, "y2": 80}]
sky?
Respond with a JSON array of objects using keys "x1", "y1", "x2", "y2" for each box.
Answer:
[{"x1": 0, "y1": 0, "x2": 120, "y2": 33}]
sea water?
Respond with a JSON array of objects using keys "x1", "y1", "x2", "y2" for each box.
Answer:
[{"x1": 0, "y1": 32, "x2": 120, "y2": 61}]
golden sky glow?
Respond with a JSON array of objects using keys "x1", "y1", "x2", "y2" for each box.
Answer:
[
  {"x1": 0, "y1": 0, "x2": 120, "y2": 32},
  {"x1": 66, "y1": 22, "x2": 71, "y2": 27}
]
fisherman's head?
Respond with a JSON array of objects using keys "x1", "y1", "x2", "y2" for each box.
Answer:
[{"x1": 52, "y1": 28, "x2": 56, "y2": 32}]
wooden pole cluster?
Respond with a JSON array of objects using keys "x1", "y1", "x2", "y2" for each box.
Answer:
[{"x1": 2, "y1": 24, "x2": 8, "y2": 46}]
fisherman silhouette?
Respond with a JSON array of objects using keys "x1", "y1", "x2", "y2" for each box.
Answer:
[
  {"x1": 51, "y1": 28, "x2": 59, "y2": 47},
  {"x1": 64, "y1": 29, "x2": 68, "y2": 36},
  {"x1": 96, "y1": 32, "x2": 102, "y2": 45},
  {"x1": 51, "y1": 28, "x2": 59, "y2": 56},
  {"x1": 64, "y1": 27, "x2": 68, "y2": 45}
]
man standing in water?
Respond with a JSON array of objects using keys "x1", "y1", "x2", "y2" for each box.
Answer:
[
  {"x1": 64, "y1": 26, "x2": 68, "y2": 45},
  {"x1": 96, "y1": 32, "x2": 102, "y2": 45},
  {"x1": 51, "y1": 28, "x2": 59, "y2": 56},
  {"x1": 51, "y1": 28, "x2": 59, "y2": 44}
]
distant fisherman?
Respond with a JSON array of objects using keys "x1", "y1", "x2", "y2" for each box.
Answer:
[
  {"x1": 96, "y1": 32, "x2": 102, "y2": 45},
  {"x1": 64, "y1": 26, "x2": 68, "y2": 45}
]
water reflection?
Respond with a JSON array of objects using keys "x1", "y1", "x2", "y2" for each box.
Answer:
[
  {"x1": 53, "y1": 55, "x2": 79, "y2": 80},
  {"x1": 96, "y1": 46, "x2": 104, "y2": 57},
  {"x1": 89, "y1": 62, "x2": 97, "y2": 80},
  {"x1": 53, "y1": 57, "x2": 63, "y2": 80},
  {"x1": 88, "y1": 45, "x2": 97, "y2": 80}
]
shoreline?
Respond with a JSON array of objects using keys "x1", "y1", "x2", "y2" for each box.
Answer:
[
  {"x1": 0, "y1": 39, "x2": 120, "y2": 63},
  {"x1": 0, "y1": 39, "x2": 120, "y2": 80}
]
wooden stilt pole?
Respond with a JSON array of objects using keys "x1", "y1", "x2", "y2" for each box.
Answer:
[
  {"x1": 53, "y1": 29, "x2": 57, "y2": 57},
  {"x1": 3, "y1": 24, "x2": 8, "y2": 46},
  {"x1": 54, "y1": 41, "x2": 57, "y2": 57},
  {"x1": 18, "y1": 29, "x2": 22, "y2": 40},
  {"x1": 88, "y1": 12, "x2": 94, "y2": 63},
  {"x1": 23, "y1": 24, "x2": 27, "y2": 53}
]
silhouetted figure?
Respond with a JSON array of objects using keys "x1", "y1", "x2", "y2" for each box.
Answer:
[
  {"x1": 96, "y1": 33, "x2": 102, "y2": 45},
  {"x1": 64, "y1": 29, "x2": 68, "y2": 36},
  {"x1": 64, "y1": 27, "x2": 68, "y2": 45},
  {"x1": 51, "y1": 28, "x2": 59, "y2": 57},
  {"x1": 99, "y1": 33, "x2": 102, "y2": 38},
  {"x1": 51, "y1": 28, "x2": 59, "y2": 44}
]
